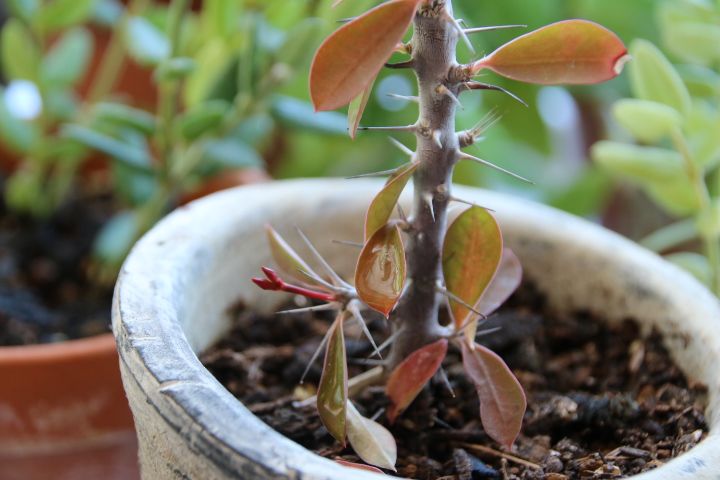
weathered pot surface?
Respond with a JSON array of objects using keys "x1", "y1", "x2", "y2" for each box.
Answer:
[{"x1": 113, "y1": 179, "x2": 720, "y2": 479}]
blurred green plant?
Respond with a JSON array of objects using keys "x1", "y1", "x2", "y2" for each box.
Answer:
[
  {"x1": 592, "y1": 0, "x2": 720, "y2": 293},
  {"x1": 1, "y1": 0, "x2": 346, "y2": 281}
]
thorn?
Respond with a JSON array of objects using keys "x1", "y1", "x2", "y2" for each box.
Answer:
[
  {"x1": 376, "y1": 328, "x2": 404, "y2": 354},
  {"x1": 348, "y1": 300, "x2": 382, "y2": 359},
  {"x1": 385, "y1": 59, "x2": 415, "y2": 69},
  {"x1": 296, "y1": 268, "x2": 337, "y2": 292},
  {"x1": 437, "y1": 367, "x2": 456, "y2": 398},
  {"x1": 422, "y1": 192, "x2": 435, "y2": 222},
  {"x1": 295, "y1": 227, "x2": 351, "y2": 289},
  {"x1": 388, "y1": 137, "x2": 415, "y2": 157},
  {"x1": 332, "y1": 239, "x2": 364, "y2": 249},
  {"x1": 436, "y1": 85, "x2": 463, "y2": 110},
  {"x1": 463, "y1": 81, "x2": 527, "y2": 107},
  {"x1": 396, "y1": 203, "x2": 408, "y2": 223},
  {"x1": 436, "y1": 285, "x2": 483, "y2": 317},
  {"x1": 346, "y1": 165, "x2": 406, "y2": 179},
  {"x1": 276, "y1": 303, "x2": 339, "y2": 315},
  {"x1": 357, "y1": 125, "x2": 416, "y2": 133},
  {"x1": 449, "y1": 196, "x2": 495, "y2": 212},
  {"x1": 458, "y1": 109, "x2": 502, "y2": 147},
  {"x1": 432, "y1": 130, "x2": 443, "y2": 149},
  {"x1": 299, "y1": 321, "x2": 333, "y2": 384},
  {"x1": 387, "y1": 93, "x2": 419, "y2": 104},
  {"x1": 370, "y1": 407, "x2": 385, "y2": 422},
  {"x1": 464, "y1": 24, "x2": 527, "y2": 34},
  {"x1": 350, "y1": 358, "x2": 387, "y2": 366},
  {"x1": 458, "y1": 152, "x2": 533, "y2": 184},
  {"x1": 337, "y1": 16, "x2": 357, "y2": 23},
  {"x1": 432, "y1": 415, "x2": 454, "y2": 430},
  {"x1": 445, "y1": 13, "x2": 474, "y2": 54},
  {"x1": 476, "y1": 326, "x2": 503, "y2": 337}
]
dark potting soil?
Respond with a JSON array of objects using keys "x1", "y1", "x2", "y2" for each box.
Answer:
[
  {"x1": 202, "y1": 284, "x2": 708, "y2": 479},
  {"x1": 0, "y1": 193, "x2": 114, "y2": 346}
]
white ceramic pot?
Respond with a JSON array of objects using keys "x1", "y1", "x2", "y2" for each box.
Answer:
[{"x1": 113, "y1": 179, "x2": 720, "y2": 479}]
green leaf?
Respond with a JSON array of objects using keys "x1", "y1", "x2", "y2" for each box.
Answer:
[
  {"x1": 364, "y1": 163, "x2": 417, "y2": 240},
  {"x1": 645, "y1": 176, "x2": 700, "y2": 217},
  {"x1": 355, "y1": 224, "x2": 406, "y2": 317},
  {"x1": 62, "y1": 124, "x2": 153, "y2": 173},
  {"x1": 346, "y1": 402, "x2": 397, "y2": 471},
  {"x1": 178, "y1": 100, "x2": 229, "y2": 141},
  {"x1": 676, "y1": 64, "x2": 720, "y2": 98},
  {"x1": 474, "y1": 20, "x2": 628, "y2": 85},
  {"x1": 385, "y1": 339, "x2": 447, "y2": 423},
  {"x1": 41, "y1": 27, "x2": 93, "y2": 87},
  {"x1": 310, "y1": 0, "x2": 422, "y2": 111},
  {"x1": 6, "y1": 0, "x2": 39, "y2": 22},
  {"x1": 317, "y1": 313, "x2": 348, "y2": 445},
  {"x1": 265, "y1": 225, "x2": 322, "y2": 287},
  {"x1": 665, "y1": 252, "x2": 712, "y2": 287},
  {"x1": 591, "y1": 141, "x2": 685, "y2": 184},
  {"x1": 640, "y1": 219, "x2": 698, "y2": 253},
  {"x1": 696, "y1": 199, "x2": 720, "y2": 238},
  {"x1": 687, "y1": 102, "x2": 720, "y2": 169},
  {"x1": 442, "y1": 207, "x2": 503, "y2": 330},
  {"x1": 0, "y1": 88, "x2": 39, "y2": 154},
  {"x1": 348, "y1": 77, "x2": 375, "y2": 140},
  {"x1": 282, "y1": 18, "x2": 324, "y2": 71},
  {"x1": 124, "y1": 16, "x2": 170, "y2": 66},
  {"x1": 92, "y1": 211, "x2": 139, "y2": 266},
  {"x1": 44, "y1": 88, "x2": 78, "y2": 121},
  {"x1": 612, "y1": 99, "x2": 682, "y2": 143},
  {"x1": 32, "y1": 0, "x2": 94, "y2": 33},
  {"x1": 629, "y1": 39, "x2": 692, "y2": 116},
  {"x1": 461, "y1": 341, "x2": 526, "y2": 449},
  {"x1": 271, "y1": 96, "x2": 347, "y2": 136},
  {"x1": 1, "y1": 19, "x2": 40, "y2": 80},
  {"x1": 662, "y1": 22, "x2": 720, "y2": 66},
  {"x1": 199, "y1": 138, "x2": 263, "y2": 173},
  {"x1": 155, "y1": 57, "x2": 196, "y2": 82},
  {"x1": 93, "y1": 102, "x2": 156, "y2": 135}
]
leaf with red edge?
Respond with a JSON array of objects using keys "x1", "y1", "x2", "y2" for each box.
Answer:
[
  {"x1": 335, "y1": 459, "x2": 386, "y2": 474},
  {"x1": 365, "y1": 162, "x2": 418, "y2": 239},
  {"x1": 317, "y1": 313, "x2": 348, "y2": 445},
  {"x1": 355, "y1": 224, "x2": 406, "y2": 317},
  {"x1": 310, "y1": 0, "x2": 422, "y2": 111},
  {"x1": 442, "y1": 207, "x2": 503, "y2": 330},
  {"x1": 346, "y1": 401, "x2": 397, "y2": 471},
  {"x1": 473, "y1": 20, "x2": 628, "y2": 85},
  {"x1": 386, "y1": 339, "x2": 448, "y2": 423},
  {"x1": 265, "y1": 225, "x2": 321, "y2": 287},
  {"x1": 462, "y1": 248, "x2": 523, "y2": 343},
  {"x1": 348, "y1": 77, "x2": 376, "y2": 139},
  {"x1": 461, "y1": 341, "x2": 526, "y2": 449}
]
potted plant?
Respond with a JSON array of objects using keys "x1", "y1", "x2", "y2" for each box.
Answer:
[
  {"x1": 0, "y1": 0, "x2": 323, "y2": 477},
  {"x1": 113, "y1": 1, "x2": 720, "y2": 478}
]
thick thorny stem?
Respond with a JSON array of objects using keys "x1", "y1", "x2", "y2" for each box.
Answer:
[{"x1": 388, "y1": 1, "x2": 461, "y2": 369}]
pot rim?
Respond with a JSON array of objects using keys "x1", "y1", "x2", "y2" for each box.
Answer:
[
  {"x1": 0, "y1": 332, "x2": 116, "y2": 364},
  {"x1": 114, "y1": 179, "x2": 720, "y2": 480}
]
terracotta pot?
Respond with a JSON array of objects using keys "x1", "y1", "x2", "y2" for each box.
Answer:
[
  {"x1": 113, "y1": 179, "x2": 720, "y2": 479},
  {"x1": 0, "y1": 334, "x2": 138, "y2": 480}
]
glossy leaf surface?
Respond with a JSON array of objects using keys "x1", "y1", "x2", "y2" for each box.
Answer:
[
  {"x1": 461, "y1": 341, "x2": 526, "y2": 449},
  {"x1": 475, "y1": 20, "x2": 628, "y2": 85},
  {"x1": 310, "y1": 0, "x2": 421, "y2": 111},
  {"x1": 355, "y1": 224, "x2": 406, "y2": 317},
  {"x1": 346, "y1": 401, "x2": 397, "y2": 471},
  {"x1": 365, "y1": 163, "x2": 418, "y2": 239},
  {"x1": 443, "y1": 207, "x2": 503, "y2": 329},
  {"x1": 348, "y1": 77, "x2": 375, "y2": 140},
  {"x1": 386, "y1": 339, "x2": 448, "y2": 423},
  {"x1": 317, "y1": 314, "x2": 348, "y2": 445}
]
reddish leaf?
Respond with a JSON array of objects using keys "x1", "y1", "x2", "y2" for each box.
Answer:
[
  {"x1": 365, "y1": 162, "x2": 418, "y2": 239},
  {"x1": 355, "y1": 224, "x2": 406, "y2": 317},
  {"x1": 265, "y1": 225, "x2": 322, "y2": 287},
  {"x1": 386, "y1": 339, "x2": 448, "y2": 423},
  {"x1": 310, "y1": 0, "x2": 422, "y2": 111},
  {"x1": 335, "y1": 459, "x2": 385, "y2": 474},
  {"x1": 442, "y1": 207, "x2": 503, "y2": 330},
  {"x1": 473, "y1": 20, "x2": 628, "y2": 85},
  {"x1": 462, "y1": 248, "x2": 523, "y2": 343},
  {"x1": 317, "y1": 313, "x2": 348, "y2": 445},
  {"x1": 461, "y1": 341, "x2": 526, "y2": 449},
  {"x1": 348, "y1": 76, "x2": 376, "y2": 139},
  {"x1": 346, "y1": 401, "x2": 397, "y2": 471}
]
